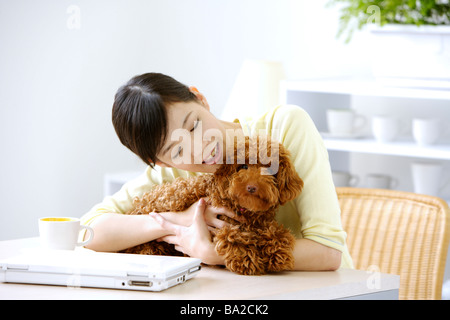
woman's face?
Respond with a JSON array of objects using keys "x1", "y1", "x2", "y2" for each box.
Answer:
[{"x1": 155, "y1": 88, "x2": 241, "y2": 173}]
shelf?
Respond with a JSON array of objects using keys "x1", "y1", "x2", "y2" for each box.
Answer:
[
  {"x1": 281, "y1": 78, "x2": 450, "y2": 101},
  {"x1": 323, "y1": 136, "x2": 450, "y2": 161},
  {"x1": 281, "y1": 78, "x2": 450, "y2": 205}
]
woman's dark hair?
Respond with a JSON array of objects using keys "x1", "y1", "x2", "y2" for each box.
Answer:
[{"x1": 112, "y1": 73, "x2": 197, "y2": 167}]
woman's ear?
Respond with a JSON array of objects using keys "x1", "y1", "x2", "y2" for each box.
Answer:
[{"x1": 189, "y1": 86, "x2": 210, "y2": 111}]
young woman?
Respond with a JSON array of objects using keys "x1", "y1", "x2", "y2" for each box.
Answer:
[{"x1": 81, "y1": 73, "x2": 353, "y2": 270}]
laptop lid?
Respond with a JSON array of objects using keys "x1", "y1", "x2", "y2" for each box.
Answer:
[{"x1": 0, "y1": 250, "x2": 201, "y2": 291}]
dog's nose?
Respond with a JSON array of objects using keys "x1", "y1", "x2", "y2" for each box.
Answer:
[{"x1": 246, "y1": 185, "x2": 257, "y2": 194}]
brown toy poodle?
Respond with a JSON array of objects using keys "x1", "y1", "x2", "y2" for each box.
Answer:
[{"x1": 121, "y1": 136, "x2": 304, "y2": 275}]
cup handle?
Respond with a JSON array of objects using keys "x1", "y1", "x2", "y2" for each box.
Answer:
[{"x1": 77, "y1": 225, "x2": 94, "y2": 247}]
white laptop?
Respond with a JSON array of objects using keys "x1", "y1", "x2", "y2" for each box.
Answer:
[{"x1": 0, "y1": 250, "x2": 201, "y2": 291}]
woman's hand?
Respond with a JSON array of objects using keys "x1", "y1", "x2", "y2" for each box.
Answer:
[
  {"x1": 202, "y1": 197, "x2": 240, "y2": 230},
  {"x1": 149, "y1": 199, "x2": 225, "y2": 265},
  {"x1": 165, "y1": 197, "x2": 239, "y2": 230}
]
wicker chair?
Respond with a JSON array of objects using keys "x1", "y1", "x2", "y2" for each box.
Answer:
[{"x1": 336, "y1": 187, "x2": 450, "y2": 300}]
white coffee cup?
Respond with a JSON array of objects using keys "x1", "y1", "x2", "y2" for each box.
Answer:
[
  {"x1": 372, "y1": 116, "x2": 400, "y2": 143},
  {"x1": 39, "y1": 217, "x2": 94, "y2": 250},
  {"x1": 327, "y1": 109, "x2": 367, "y2": 135},
  {"x1": 332, "y1": 171, "x2": 359, "y2": 187},
  {"x1": 412, "y1": 118, "x2": 443, "y2": 146},
  {"x1": 365, "y1": 174, "x2": 398, "y2": 189},
  {"x1": 411, "y1": 162, "x2": 448, "y2": 197}
]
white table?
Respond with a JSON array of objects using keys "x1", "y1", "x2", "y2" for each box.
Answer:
[{"x1": 0, "y1": 237, "x2": 399, "y2": 300}]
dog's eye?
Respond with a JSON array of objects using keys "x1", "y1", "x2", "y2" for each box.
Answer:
[{"x1": 237, "y1": 164, "x2": 248, "y2": 171}]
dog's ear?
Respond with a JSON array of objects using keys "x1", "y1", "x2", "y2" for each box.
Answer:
[{"x1": 276, "y1": 144, "x2": 304, "y2": 205}]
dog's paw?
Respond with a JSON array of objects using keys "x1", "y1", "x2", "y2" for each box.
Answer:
[
  {"x1": 266, "y1": 248, "x2": 295, "y2": 272},
  {"x1": 260, "y1": 223, "x2": 296, "y2": 272},
  {"x1": 214, "y1": 227, "x2": 267, "y2": 275},
  {"x1": 224, "y1": 248, "x2": 266, "y2": 275}
]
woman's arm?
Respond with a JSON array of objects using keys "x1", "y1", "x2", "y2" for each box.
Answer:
[
  {"x1": 80, "y1": 167, "x2": 207, "y2": 252},
  {"x1": 293, "y1": 239, "x2": 342, "y2": 271},
  {"x1": 84, "y1": 198, "x2": 237, "y2": 253},
  {"x1": 84, "y1": 212, "x2": 171, "y2": 252}
]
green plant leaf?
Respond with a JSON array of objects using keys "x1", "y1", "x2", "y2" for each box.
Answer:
[{"x1": 328, "y1": 0, "x2": 450, "y2": 42}]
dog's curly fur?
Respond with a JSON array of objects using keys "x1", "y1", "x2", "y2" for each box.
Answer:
[{"x1": 121, "y1": 136, "x2": 304, "y2": 275}]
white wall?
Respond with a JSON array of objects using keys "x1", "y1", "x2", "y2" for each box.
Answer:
[{"x1": 0, "y1": 0, "x2": 370, "y2": 240}]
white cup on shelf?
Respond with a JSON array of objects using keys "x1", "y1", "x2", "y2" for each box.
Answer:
[
  {"x1": 412, "y1": 118, "x2": 443, "y2": 146},
  {"x1": 411, "y1": 162, "x2": 449, "y2": 197},
  {"x1": 365, "y1": 174, "x2": 398, "y2": 189},
  {"x1": 332, "y1": 171, "x2": 359, "y2": 187},
  {"x1": 326, "y1": 109, "x2": 367, "y2": 136},
  {"x1": 372, "y1": 116, "x2": 401, "y2": 143}
]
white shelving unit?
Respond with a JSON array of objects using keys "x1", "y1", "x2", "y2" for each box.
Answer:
[
  {"x1": 281, "y1": 77, "x2": 450, "y2": 100},
  {"x1": 280, "y1": 77, "x2": 450, "y2": 198},
  {"x1": 323, "y1": 138, "x2": 450, "y2": 160}
]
